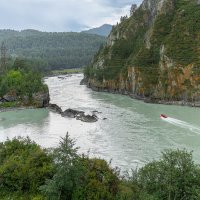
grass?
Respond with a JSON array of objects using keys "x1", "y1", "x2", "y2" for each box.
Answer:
[
  {"x1": 51, "y1": 68, "x2": 83, "y2": 75},
  {"x1": 0, "y1": 101, "x2": 19, "y2": 108}
]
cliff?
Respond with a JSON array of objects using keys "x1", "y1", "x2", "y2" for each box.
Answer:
[{"x1": 85, "y1": 0, "x2": 200, "y2": 105}]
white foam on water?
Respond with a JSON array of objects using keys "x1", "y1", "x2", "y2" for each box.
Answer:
[{"x1": 162, "y1": 117, "x2": 200, "y2": 134}]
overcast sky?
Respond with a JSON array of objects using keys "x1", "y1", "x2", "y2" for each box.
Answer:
[{"x1": 0, "y1": 0, "x2": 142, "y2": 32}]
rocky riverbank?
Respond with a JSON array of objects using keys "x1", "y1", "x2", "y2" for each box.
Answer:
[
  {"x1": 83, "y1": 79, "x2": 200, "y2": 108},
  {"x1": 0, "y1": 91, "x2": 50, "y2": 111}
]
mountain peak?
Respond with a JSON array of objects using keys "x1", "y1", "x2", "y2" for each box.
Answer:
[{"x1": 82, "y1": 24, "x2": 112, "y2": 37}]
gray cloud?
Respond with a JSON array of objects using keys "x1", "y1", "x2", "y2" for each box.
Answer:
[{"x1": 0, "y1": 0, "x2": 142, "y2": 32}]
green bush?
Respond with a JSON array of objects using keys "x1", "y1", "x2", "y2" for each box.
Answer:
[
  {"x1": 0, "y1": 137, "x2": 54, "y2": 195},
  {"x1": 136, "y1": 149, "x2": 200, "y2": 200},
  {"x1": 40, "y1": 134, "x2": 120, "y2": 200},
  {"x1": 0, "y1": 59, "x2": 48, "y2": 98}
]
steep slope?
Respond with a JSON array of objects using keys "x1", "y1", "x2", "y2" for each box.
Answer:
[
  {"x1": 0, "y1": 29, "x2": 105, "y2": 71},
  {"x1": 85, "y1": 0, "x2": 200, "y2": 105},
  {"x1": 82, "y1": 24, "x2": 112, "y2": 36}
]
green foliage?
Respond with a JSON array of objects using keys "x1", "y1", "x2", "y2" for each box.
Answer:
[
  {"x1": 136, "y1": 149, "x2": 200, "y2": 200},
  {"x1": 72, "y1": 158, "x2": 120, "y2": 200},
  {"x1": 0, "y1": 101, "x2": 18, "y2": 108},
  {"x1": 0, "y1": 30, "x2": 106, "y2": 71},
  {"x1": 0, "y1": 58, "x2": 48, "y2": 99},
  {"x1": 13, "y1": 58, "x2": 30, "y2": 71},
  {"x1": 165, "y1": 2, "x2": 200, "y2": 65},
  {"x1": 86, "y1": 0, "x2": 200, "y2": 99},
  {"x1": 51, "y1": 68, "x2": 83, "y2": 75},
  {"x1": 41, "y1": 134, "x2": 118, "y2": 200},
  {"x1": 40, "y1": 133, "x2": 84, "y2": 200},
  {"x1": 0, "y1": 137, "x2": 54, "y2": 196},
  {"x1": 40, "y1": 133, "x2": 120, "y2": 200},
  {"x1": 1, "y1": 136, "x2": 200, "y2": 200},
  {"x1": 0, "y1": 70, "x2": 46, "y2": 97}
]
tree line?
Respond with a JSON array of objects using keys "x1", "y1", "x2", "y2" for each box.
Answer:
[{"x1": 0, "y1": 29, "x2": 106, "y2": 71}]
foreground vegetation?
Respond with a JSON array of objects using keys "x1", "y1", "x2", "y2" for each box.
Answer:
[{"x1": 1, "y1": 134, "x2": 200, "y2": 200}]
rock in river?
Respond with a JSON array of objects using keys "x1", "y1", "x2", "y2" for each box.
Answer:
[
  {"x1": 62, "y1": 108, "x2": 84, "y2": 118},
  {"x1": 48, "y1": 103, "x2": 63, "y2": 114},
  {"x1": 77, "y1": 114, "x2": 98, "y2": 123}
]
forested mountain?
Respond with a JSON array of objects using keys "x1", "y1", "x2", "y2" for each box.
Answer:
[
  {"x1": 85, "y1": 0, "x2": 200, "y2": 104},
  {"x1": 82, "y1": 24, "x2": 112, "y2": 37},
  {"x1": 0, "y1": 29, "x2": 106, "y2": 71}
]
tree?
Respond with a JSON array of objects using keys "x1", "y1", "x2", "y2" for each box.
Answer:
[
  {"x1": 40, "y1": 134, "x2": 120, "y2": 200},
  {"x1": 136, "y1": 149, "x2": 200, "y2": 200},
  {"x1": 130, "y1": 4, "x2": 137, "y2": 16},
  {"x1": 0, "y1": 137, "x2": 54, "y2": 194},
  {"x1": 40, "y1": 133, "x2": 83, "y2": 200}
]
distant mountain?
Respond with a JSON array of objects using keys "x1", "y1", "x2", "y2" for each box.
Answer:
[
  {"x1": 0, "y1": 29, "x2": 106, "y2": 71},
  {"x1": 82, "y1": 24, "x2": 112, "y2": 37}
]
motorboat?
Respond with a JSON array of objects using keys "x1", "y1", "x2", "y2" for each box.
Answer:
[{"x1": 160, "y1": 114, "x2": 168, "y2": 118}]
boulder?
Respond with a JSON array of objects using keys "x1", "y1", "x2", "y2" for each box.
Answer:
[
  {"x1": 48, "y1": 103, "x2": 63, "y2": 114},
  {"x1": 78, "y1": 114, "x2": 98, "y2": 123},
  {"x1": 62, "y1": 108, "x2": 84, "y2": 118},
  {"x1": 62, "y1": 108, "x2": 98, "y2": 123},
  {"x1": 0, "y1": 97, "x2": 8, "y2": 103},
  {"x1": 3, "y1": 94, "x2": 17, "y2": 102}
]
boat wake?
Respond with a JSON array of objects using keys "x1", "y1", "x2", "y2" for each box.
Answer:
[{"x1": 162, "y1": 117, "x2": 200, "y2": 134}]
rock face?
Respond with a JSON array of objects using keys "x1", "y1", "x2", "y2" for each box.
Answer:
[
  {"x1": 3, "y1": 94, "x2": 17, "y2": 102},
  {"x1": 32, "y1": 91, "x2": 50, "y2": 108},
  {"x1": 85, "y1": 0, "x2": 200, "y2": 104},
  {"x1": 0, "y1": 98, "x2": 8, "y2": 103},
  {"x1": 80, "y1": 78, "x2": 87, "y2": 85}
]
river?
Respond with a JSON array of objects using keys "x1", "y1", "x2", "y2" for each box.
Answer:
[{"x1": 0, "y1": 74, "x2": 200, "y2": 172}]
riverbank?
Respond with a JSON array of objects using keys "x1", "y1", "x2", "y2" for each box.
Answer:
[
  {"x1": 85, "y1": 82, "x2": 200, "y2": 108},
  {"x1": 47, "y1": 68, "x2": 83, "y2": 77},
  {"x1": 0, "y1": 105, "x2": 42, "y2": 113}
]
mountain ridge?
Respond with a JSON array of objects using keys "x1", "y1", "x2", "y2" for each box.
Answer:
[
  {"x1": 82, "y1": 24, "x2": 112, "y2": 37},
  {"x1": 84, "y1": 0, "x2": 200, "y2": 105},
  {"x1": 0, "y1": 29, "x2": 106, "y2": 71}
]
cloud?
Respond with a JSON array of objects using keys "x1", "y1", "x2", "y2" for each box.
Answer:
[{"x1": 0, "y1": 0, "x2": 142, "y2": 32}]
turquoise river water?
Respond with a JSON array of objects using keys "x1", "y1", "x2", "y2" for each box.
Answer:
[{"x1": 0, "y1": 74, "x2": 200, "y2": 172}]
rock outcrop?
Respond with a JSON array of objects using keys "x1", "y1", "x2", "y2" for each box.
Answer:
[
  {"x1": 48, "y1": 103, "x2": 63, "y2": 114},
  {"x1": 3, "y1": 94, "x2": 17, "y2": 102},
  {"x1": 48, "y1": 104, "x2": 98, "y2": 123},
  {"x1": 62, "y1": 109, "x2": 84, "y2": 118},
  {"x1": 85, "y1": 0, "x2": 200, "y2": 105},
  {"x1": 0, "y1": 90, "x2": 50, "y2": 108},
  {"x1": 32, "y1": 91, "x2": 50, "y2": 108}
]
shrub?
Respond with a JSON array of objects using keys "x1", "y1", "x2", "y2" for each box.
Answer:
[{"x1": 0, "y1": 137, "x2": 54, "y2": 194}]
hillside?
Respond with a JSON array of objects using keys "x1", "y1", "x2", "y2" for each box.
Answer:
[
  {"x1": 0, "y1": 29, "x2": 106, "y2": 71},
  {"x1": 85, "y1": 0, "x2": 200, "y2": 105},
  {"x1": 82, "y1": 24, "x2": 112, "y2": 36}
]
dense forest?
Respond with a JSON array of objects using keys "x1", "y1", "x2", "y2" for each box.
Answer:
[
  {"x1": 0, "y1": 134, "x2": 200, "y2": 200},
  {"x1": 0, "y1": 29, "x2": 106, "y2": 71}
]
